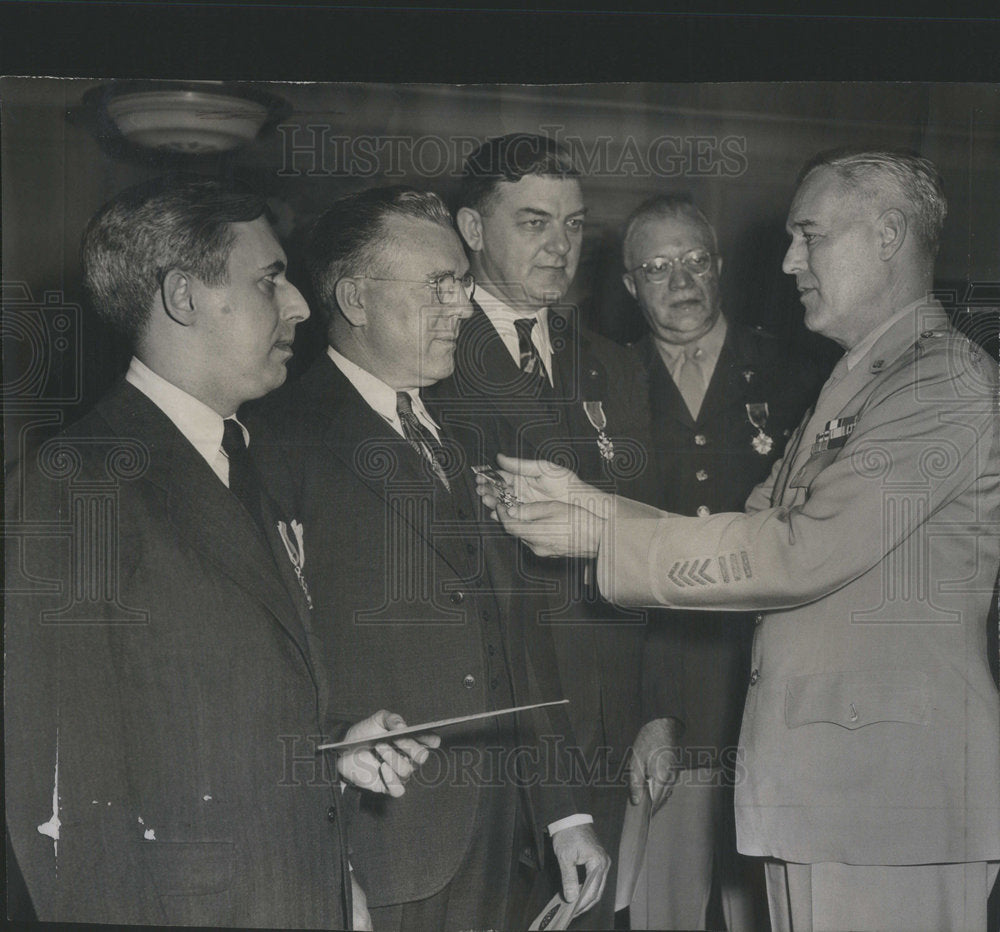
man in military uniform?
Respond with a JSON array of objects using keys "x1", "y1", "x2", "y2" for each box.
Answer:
[
  {"x1": 483, "y1": 149, "x2": 1000, "y2": 932},
  {"x1": 617, "y1": 194, "x2": 824, "y2": 930}
]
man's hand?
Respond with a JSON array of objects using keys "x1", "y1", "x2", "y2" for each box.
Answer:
[
  {"x1": 350, "y1": 870, "x2": 373, "y2": 931},
  {"x1": 482, "y1": 455, "x2": 611, "y2": 515},
  {"x1": 627, "y1": 718, "x2": 683, "y2": 813},
  {"x1": 490, "y1": 499, "x2": 606, "y2": 559},
  {"x1": 336, "y1": 710, "x2": 441, "y2": 796},
  {"x1": 550, "y1": 823, "x2": 611, "y2": 917}
]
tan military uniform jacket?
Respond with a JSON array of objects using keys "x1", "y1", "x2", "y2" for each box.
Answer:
[{"x1": 597, "y1": 305, "x2": 1000, "y2": 866}]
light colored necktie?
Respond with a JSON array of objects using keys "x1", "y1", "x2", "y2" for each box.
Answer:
[
  {"x1": 675, "y1": 345, "x2": 705, "y2": 419},
  {"x1": 396, "y1": 391, "x2": 450, "y2": 491}
]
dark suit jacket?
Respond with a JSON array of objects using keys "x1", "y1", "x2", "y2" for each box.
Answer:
[
  {"x1": 426, "y1": 303, "x2": 649, "y2": 765},
  {"x1": 633, "y1": 324, "x2": 824, "y2": 763},
  {"x1": 4, "y1": 381, "x2": 350, "y2": 928},
  {"x1": 249, "y1": 355, "x2": 579, "y2": 908}
]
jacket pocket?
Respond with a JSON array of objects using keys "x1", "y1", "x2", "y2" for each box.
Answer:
[
  {"x1": 134, "y1": 840, "x2": 235, "y2": 924},
  {"x1": 784, "y1": 670, "x2": 929, "y2": 730}
]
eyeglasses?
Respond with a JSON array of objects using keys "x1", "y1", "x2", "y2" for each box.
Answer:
[
  {"x1": 363, "y1": 271, "x2": 476, "y2": 305},
  {"x1": 628, "y1": 249, "x2": 716, "y2": 283}
]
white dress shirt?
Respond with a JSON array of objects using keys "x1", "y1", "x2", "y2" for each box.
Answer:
[
  {"x1": 475, "y1": 288, "x2": 555, "y2": 386},
  {"x1": 327, "y1": 347, "x2": 443, "y2": 441},
  {"x1": 125, "y1": 356, "x2": 248, "y2": 488}
]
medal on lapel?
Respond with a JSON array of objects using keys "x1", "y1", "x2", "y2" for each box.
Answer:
[
  {"x1": 277, "y1": 519, "x2": 313, "y2": 610},
  {"x1": 746, "y1": 402, "x2": 773, "y2": 455},
  {"x1": 582, "y1": 401, "x2": 615, "y2": 462}
]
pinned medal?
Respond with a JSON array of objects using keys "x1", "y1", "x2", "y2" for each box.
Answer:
[
  {"x1": 277, "y1": 519, "x2": 313, "y2": 609},
  {"x1": 582, "y1": 400, "x2": 615, "y2": 462},
  {"x1": 746, "y1": 402, "x2": 773, "y2": 455},
  {"x1": 472, "y1": 465, "x2": 523, "y2": 509}
]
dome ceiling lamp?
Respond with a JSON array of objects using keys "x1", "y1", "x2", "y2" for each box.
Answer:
[{"x1": 82, "y1": 81, "x2": 290, "y2": 155}]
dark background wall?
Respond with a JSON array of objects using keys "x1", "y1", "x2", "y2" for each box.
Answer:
[{"x1": 3, "y1": 79, "x2": 999, "y2": 431}]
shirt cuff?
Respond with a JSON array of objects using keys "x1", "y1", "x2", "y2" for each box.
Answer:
[{"x1": 547, "y1": 813, "x2": 593, "y2": 835}]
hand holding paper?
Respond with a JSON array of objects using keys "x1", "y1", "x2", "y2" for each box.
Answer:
[
  {"x1": 335, "y1": 709, "x2": 441, "y2": 797},
  {"x1": 551, "y1": 823, "x2": 611, "y2": 918}
]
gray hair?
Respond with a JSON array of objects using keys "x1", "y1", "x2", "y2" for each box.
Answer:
[
  {"x1": 622, "y1": 193, "x2": 719, "y2": 270},
  {"x1": 799, "y1": 148, "x2": 947, "y2": 256}
]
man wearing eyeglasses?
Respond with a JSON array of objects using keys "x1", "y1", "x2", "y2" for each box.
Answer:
[
  {"x1": 248, "y1": 185, "x2": 601, "y2": 931},
  {"x1": 617, "y1": 194, "x2": 823, "y2": 930},
  {"x1": 427, "y1": 132, "x2": 648, "y2": 930}
]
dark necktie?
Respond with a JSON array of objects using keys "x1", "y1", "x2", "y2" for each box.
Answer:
[
  {"x1": 221, "y1": 418, "x2": 265, "y2": 530},
  {"x1": 396, "y1": 392, "x2": 450, "y2": 491},
  {"x1": 513, "y1": 317, "x2": 548, "y2": 387}
]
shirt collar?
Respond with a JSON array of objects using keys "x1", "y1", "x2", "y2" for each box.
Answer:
[
  {"x1": 654, "y1": 313, "x2": 728, "y2": 374},
  {"x1": 474, "y1": 287, "x2": 553, "y2": 378},
  {"x1": 843, "y1": 296, "x2": 928, "y2": 371},
  {"x1": 125, "y1": 357, "x2": 247, "y2": 474},
  {"x1": 326, "y1": 345, "x2": 440, "y2": 438}
]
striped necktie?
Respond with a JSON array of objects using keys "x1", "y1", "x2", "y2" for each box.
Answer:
[
  {"x1": 513, "y1": 317, "x2": 548, "y2": 385},
  {"x1": 396, "y1": 391, "x2": 450, "y2": 491}
]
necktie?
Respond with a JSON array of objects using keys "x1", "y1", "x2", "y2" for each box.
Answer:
[
  {"x1": 221, "y1": 418, "x2": 265, "y2": 531},
  {"x1": 675, "y1": 344, "x2": 705, "y2": 419},
  {"x1": 396, "y1": 392, "x2": 450, "y2": 491},
  {"x1": 513, "y1": 317, "x2": 548, "y2": 386}
]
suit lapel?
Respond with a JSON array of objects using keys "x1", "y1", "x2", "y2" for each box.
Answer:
[
  {"x1": 305, "y1": 357, "x2": 476, "y2": 582},
  {"x1": 99, "y1": 383, "x2": 314, "y2": 668},
  {"x1": 640, "y1": 335, "x2": 696, "y2": 429}
]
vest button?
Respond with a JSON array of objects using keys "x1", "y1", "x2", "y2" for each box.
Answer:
[
  {"x1": 696, "y1": 469, "x2": 709, "y2": 481},
  {"x1": 696, "y1": 505, "x2": 711, "y2": 518},
  {"x1": 462, "y1": 674, "x2": 476, "y2": 689},
  {"x1": 694, "y1": 434, "x2": 707, "y2": 446},
  {"x1": 326, "y1": 805, "x2": 337, "y2": 823},
  {"x1": 450, "y1": 591, "x2": 464, "y2": 604}
]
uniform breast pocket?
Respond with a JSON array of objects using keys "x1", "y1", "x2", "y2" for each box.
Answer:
[
  {"x1": 788, "y1": 449, "x2": 840, "y2": 491},
  {"x1": 784, "y1": 671, "x2": 929, "y2": 730},
  {"x1": 134, "y1": 840, "x2": 235, "y2": 925}
]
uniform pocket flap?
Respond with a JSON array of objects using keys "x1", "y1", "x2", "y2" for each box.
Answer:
[
  {"x1": 784, "y1": 671, "x2": 929, "y2": 730},
  {"x1": 788, "y1": 450, "x2": 839, "y2": 489},
  {"x1": 134, "y1": 840, "x2": 235, "y2": 896}
]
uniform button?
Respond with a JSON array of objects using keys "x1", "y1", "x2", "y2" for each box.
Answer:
[
  {"x1": 450, "y1": 591, "x2": 464, "y2": 604},
  {"x1": 696, "y1": 469, "x2": 709, "y2": 482},
  {"x1": 696, "y1": 505, "x2": 711, "y2": 518},
  {"x1": 462, "y1": 674, "x2": 476, "y2": 689},
  {"x1": 749, "y1": 668, "x2": 760, "y2": 685},
  {"x1": 755, "y1": 613, "x2": 764, "y2": 625},
  {"x1": 694, "y1": 434, "x2": 707, "y2": 446},
  {"x1": 326, "y1": 805, "x2": 337, "y2": 823}
]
